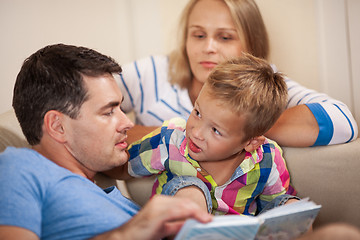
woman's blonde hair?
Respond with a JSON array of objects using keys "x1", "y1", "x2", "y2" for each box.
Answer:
[
  {"x1": 207, "y1": 54, "x2": 287, "y2": 142},
  {"x1": 168, "y1": 0, "x2": 269, "y2": 89}
]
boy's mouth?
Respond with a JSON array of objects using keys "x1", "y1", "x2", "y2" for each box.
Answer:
[{"x1": 188, "y1": 139, "x2": 202, "y2": 153}]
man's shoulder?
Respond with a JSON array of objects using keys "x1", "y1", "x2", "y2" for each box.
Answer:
[
  {"x1": 0, "y1": 147, "x2": 40, "y2": 166},
  {"x1": 0, "y1": 147, "x2": 77, "y2": 185}
]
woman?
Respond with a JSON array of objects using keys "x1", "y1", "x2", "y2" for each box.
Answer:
[{"x1": 117, "y1": 0, "x2": 357, "y2": 147}]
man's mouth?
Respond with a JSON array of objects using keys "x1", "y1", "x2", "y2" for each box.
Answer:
[
  {"x1": 188, "y1": 139, "x2": 202, "y2": 153},
  {"x1": 115, "y1": 138, "x2": 128, "y2": 150}
]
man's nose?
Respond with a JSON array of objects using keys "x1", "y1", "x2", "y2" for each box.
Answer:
[{"x1": 116, "y1": 110, "x2": 134, "y2": 133}]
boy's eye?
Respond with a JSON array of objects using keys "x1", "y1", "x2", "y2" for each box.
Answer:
[
  {"x1": 194, "y1": 109, "x2": 201, "y2": 118},
  {"x1": 212, "y1": 127, "x2": 221, "y2": 136}
]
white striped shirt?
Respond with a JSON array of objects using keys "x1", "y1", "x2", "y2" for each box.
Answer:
[{"x1": 117, "y1": 55, "x2": 358, "y2": 146}]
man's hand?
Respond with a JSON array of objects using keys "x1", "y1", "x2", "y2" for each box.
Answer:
[{"x1": 91, "y1": 195, "x2": 212, "y2": 240}]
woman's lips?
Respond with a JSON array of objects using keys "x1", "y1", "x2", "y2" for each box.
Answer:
[
  {"x1": 188, "y1": 139, "x2": 202, "y2": 153},
  {"x1": 200, "y1": 61, "x2": 217, "y2": 69}
]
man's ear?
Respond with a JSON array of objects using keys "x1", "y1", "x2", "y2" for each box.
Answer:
[
  {"x1": 244, "y1": 135, "x2": 265, "y2": 152},
  {"x1": 43, "y1": 110, "x2": 67, "y2": 143}
]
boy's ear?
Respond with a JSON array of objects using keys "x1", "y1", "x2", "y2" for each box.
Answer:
[
  {"x1": 244, "y1": 135, "x2": 265, "y2": 152},
  {"x1": 43, "y1": 110, "x2": 67, "y2": 143}
]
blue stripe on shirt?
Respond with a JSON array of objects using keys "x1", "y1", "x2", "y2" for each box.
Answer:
[
  {"x1": 287, "y1": 90, "x2": 303, "y2": 107},
  {"x1": 150, "y1": 56, "x2": 159, "y2": 101},
  {"x1": 307, "y1": 95, "x2": 322, "y2": 103},
  {"x1": 119, "y1": 73, "x2": 135, "y2": 108},
  {"x1": 296, "y1": 92, "x2": 312, "y2": 105},
  {"x1": 333, "y1": 103, "x2": 355, "y2": 143},
  {"x1": 147, "y1": 111, "x2": 164, "y2": 123},
  {"x1": 306, "y1": 103, "x2": 333, "y2": 146},
  {"x1": 134, "y1": 61, "x2": 144, "y2": 113},
  {"x1": 160, "y1": 99, "x2": 181, "y2": 115},
  {"x1": 172, "y1": 87, "x2": 192, "y2": 115}
]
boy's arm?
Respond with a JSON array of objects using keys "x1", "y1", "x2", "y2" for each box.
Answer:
[{"x1": 127, "y1": 124, "x2": 158, "y2": 144}]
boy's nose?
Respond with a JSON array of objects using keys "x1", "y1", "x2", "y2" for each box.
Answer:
[{"x1": 192, "y1": 125, "x2": 204, "y2": 141}]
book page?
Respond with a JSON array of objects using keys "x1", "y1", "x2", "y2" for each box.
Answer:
[
  {"x1": 256, "y1": 198, "x2": 321, "y2": 240},
  {"x1": 175, "y1": 198, "x2": 321, "y2": 240},
  {"x1": 175, "y1": 215, "x2": 261, "y2": 240}
]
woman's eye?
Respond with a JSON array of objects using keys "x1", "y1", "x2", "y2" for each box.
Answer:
[
  {"x1": 190, "y1": 30, "x2": 206, "y2": 39},
  {"x1": 213, "y1": 127, "x2": 221, "y2": 136},
  {"x1": 218, "y1": 33, "x2": 234, "y2": 41},
  {"x1": 194, "y1": 34, "x2": 205, "y2": 39}
]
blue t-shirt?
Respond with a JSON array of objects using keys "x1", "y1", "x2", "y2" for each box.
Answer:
[{"x1": 0, "y1": 147, "x2": 140, "y2": 240}]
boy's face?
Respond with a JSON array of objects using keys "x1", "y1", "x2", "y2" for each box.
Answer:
[
  {"x1": 62, "y1": 74, "x2": 134, "y2": 174},
  {"x1": 186, "y1": 83, "x2": 246, "y2": 162}
]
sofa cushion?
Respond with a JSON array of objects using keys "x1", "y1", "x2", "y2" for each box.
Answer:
[{"x1": 283, "y1": 140, "x2": 360, "y2": 228}]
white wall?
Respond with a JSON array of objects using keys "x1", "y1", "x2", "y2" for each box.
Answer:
[
  {"x1": 0, "y1": 0, "x2": 132, "y2": 113},
  {"x1": 257, "y1": 0, "x2": 321, "y2": 91},
  {"x1": 347, "y1": 0, "x2": 360, "y2": 132},
  {"x1": 0, "y1": 0, "x2": 358, "y2": 131}
]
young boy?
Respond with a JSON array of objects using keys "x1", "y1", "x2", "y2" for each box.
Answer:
[{"x1": 125, "y1": 54, "x2": 297, "y2": 215}]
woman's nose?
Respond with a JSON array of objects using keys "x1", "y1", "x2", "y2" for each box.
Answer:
[{"x1": 203, "y1": 38, "x2": 217, "y2": 54}]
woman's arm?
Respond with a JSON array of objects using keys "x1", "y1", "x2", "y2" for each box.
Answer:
[
  {"x1": 265, "y1": 105, "x2": 318, "y2": 147},
  {"x1": 266, "y1": 76, "x2": 358, "y2": 147}
]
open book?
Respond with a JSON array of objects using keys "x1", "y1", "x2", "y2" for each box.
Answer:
[{"x1": 175, "y1": 198, "x2": 321, "y2": 240}]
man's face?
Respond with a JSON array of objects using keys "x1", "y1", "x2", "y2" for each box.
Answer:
[{"x1": 62, "y1": 74, "x2": 134, "y2": 175}]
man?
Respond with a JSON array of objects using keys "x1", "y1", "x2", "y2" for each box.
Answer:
[{"x1": 0, "y1": 44, "x2": 211, "y2": 240}]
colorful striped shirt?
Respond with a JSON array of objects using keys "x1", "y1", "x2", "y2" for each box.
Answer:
[{"x1": 128, "y1": 118, "x2": 295, "y2": 216}]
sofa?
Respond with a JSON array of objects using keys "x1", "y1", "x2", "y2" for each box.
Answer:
[{"x1": 1, "y1": 108, "x2": 359, "y2": 229}]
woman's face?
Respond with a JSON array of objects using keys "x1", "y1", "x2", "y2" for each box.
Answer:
[{"x1": 186, "y1": 0, "x2": 244, "y2": 84}]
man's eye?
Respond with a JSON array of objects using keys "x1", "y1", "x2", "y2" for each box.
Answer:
[{"x1": 104, "y1": 109, "x2": 114, "y2": 116}]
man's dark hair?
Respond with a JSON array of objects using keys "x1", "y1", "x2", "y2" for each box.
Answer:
[{"x1": 12, "y1": 44, "x2": 122, "y2": 145}]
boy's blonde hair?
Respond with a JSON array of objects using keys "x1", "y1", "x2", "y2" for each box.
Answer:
[
  {"x1": 169, "y1": 0, "x2": 269, "y2": 89},
  {"x1": 207, "y1": 54, "x2": 287, "y2": 142}
]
